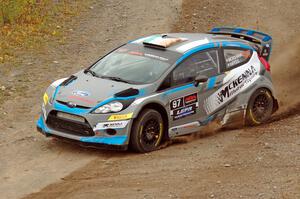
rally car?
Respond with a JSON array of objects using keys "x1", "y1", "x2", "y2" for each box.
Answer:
[{"x1": 37, "y1": 27, "x2": 278, "y2": 152}]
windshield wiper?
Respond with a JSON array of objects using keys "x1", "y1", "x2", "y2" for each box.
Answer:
[
  {"x1": 101, "y1": 75, "x2": 131, "y2": 84},
  {"x1": 84, "y1": 68, "x2": 100, "y2": 78}
]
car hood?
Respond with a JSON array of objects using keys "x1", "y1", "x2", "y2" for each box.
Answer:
[{"x1": 55, "y1": 71, "x2": 152, "y2": 108}]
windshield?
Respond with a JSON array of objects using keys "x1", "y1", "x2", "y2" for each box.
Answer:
[{"x1": 89, "y1": 48, "x2": 171, "y2": 84}]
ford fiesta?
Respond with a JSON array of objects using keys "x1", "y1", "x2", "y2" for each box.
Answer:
[{"x1": 37, "y1": 27, "x2": 278, "y2": 152}]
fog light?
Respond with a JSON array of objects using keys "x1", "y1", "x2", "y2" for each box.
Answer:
[{"x1": 106, "y1": 129, "x2": 117, "y2": 135}]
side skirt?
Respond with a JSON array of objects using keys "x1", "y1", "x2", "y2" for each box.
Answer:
[{"x1": 168, "y1": 121, "x2": 201, "y2": 138}]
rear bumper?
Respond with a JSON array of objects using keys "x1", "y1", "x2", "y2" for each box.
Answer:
[{"x1": 36, "y1": 115, "x2": 129, "y2": 150}]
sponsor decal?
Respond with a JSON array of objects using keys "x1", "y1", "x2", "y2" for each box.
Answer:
[
  {"x1": 184, "y1": 93, "x2": 198, "y2": 105},
  {"x1": 108, "y1": 112, "x2": 133, "y2": 121},
  {"x1": 93, "y1": 120, "x2": 129, "y2": 131},
  {"x1": 144, "y1": 53, "x2": 168, "y2": 61},
  {"x1": 68, "y1": 95, "x2": 97, "y2": 104},
  {"x1": 72, "y1": 90, "x2": 90, "y2": 97},
  {"x1": 226, "y1": 50, "x2": 251, "y2": 67},
  {"x1": 170, "y1": 93, "x2": 198, "y2": 120},
  {"x1": 119, "y1": 49, "x2": 168, "y2": 61},
  {"x1": 173, "y1": 104, "x2": 197, "y2": 120},
  {"x1": 43, "y1": 93, "x2": 49, "y2": 105},
  {"x1": 205, "y1": 65, "x2": 259, "y2": 114}
]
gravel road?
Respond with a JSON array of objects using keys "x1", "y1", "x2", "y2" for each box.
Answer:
[{"x1": 0, "y1": 0, "x2": 299, "y2": 198}]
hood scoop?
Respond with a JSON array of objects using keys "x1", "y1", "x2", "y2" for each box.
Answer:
[
  {"x1": 61, "y1": 75, "x2": 78, "y2": 86},
  {"x1": 114, "y1": 88, "x2": 139, "y2": 97},
  {"x1": 55, "y1": 72, "x2": 144, "y2": 108}
]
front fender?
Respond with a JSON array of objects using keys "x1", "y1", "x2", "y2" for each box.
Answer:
[{"x1": 129, "y1": 93, "x2": 168, "y2": 118}]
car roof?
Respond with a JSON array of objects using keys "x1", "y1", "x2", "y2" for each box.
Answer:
[{"x1": 130, "y1": 33, "x2": 253, "y2": 54}]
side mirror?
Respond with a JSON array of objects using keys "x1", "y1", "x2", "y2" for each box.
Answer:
[{"x1": 194, "y1": 75, "x2": 208, "y2": 87}]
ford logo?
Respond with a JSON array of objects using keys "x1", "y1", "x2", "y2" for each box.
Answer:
[
  {"x1": 72, "y1": 90, "x2": 90, "y2": 97},
  {"x1": 67, "y1": 101, "x2": 77, "y2": 108}
]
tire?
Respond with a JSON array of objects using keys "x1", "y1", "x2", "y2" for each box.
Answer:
[
  {"x1": 246, "y1": 88, "x2": 274, "y2": 126},
  {"x1": 130, "y1": 109, "x2": 164, "y2": 153}
]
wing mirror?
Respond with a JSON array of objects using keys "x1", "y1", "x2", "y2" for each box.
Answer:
[{"x1": 194, "y1": 75, "x2": 208, "y2": 87}]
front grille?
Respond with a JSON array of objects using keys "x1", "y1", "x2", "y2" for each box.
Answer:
[
  {"x1": 46, "y1": 111, "x2": 94, "y2": 137},
  {"x1": 56, "y1": 100, "x2": 91, "y2": 109}
]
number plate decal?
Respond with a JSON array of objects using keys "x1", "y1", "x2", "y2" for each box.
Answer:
[{"x1": 170, "y1": 93, "x2": 198, "y2": 120}]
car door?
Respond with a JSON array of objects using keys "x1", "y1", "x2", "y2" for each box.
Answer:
[
  {"x1": 203, "y1": 47, "x2": 254, "y2": 116},
  {"x1": 159, "y1": 48, "x2": 223, "y2": 137}
]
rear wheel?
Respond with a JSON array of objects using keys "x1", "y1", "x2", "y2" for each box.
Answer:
[
  {"x1": 246, "y1": 88, "x2": 274, "y2": 126},
  {"x1": 130, "y1": 109, "x2": 164, "y2": 153}
]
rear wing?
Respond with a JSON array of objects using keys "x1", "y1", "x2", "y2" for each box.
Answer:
[{"x1": 209, "y1": 27, "x2": 272, "y2": 61}]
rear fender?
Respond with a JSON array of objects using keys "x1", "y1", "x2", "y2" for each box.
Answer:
[{"x1": 221, "y1": 76, "x2": 276, "y2": 127}]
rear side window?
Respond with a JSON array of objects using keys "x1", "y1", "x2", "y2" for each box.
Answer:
[
  {"x1": 224, "y1": 49, "x2": 252, "y2": 70},
  {"x1": 172, "y1": 49, "x2": 219, "y2": 86}
]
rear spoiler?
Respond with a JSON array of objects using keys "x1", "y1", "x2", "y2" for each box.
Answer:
[{"x1": 209, "y1": 27, "x2": 272, "y2": 61}]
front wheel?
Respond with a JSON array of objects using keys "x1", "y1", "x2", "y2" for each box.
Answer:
[
  {"x1": 130, "y1": 109, "x2": 164, "y2": 153},
  {"x1": 246, "y1": 88, "x2": 274, "y2": 126}
]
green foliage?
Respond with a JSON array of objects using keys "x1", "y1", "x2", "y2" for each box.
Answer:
[
  {"x1": 0, "y1": 0, "x2": 77, "y2": 26},
  {"x1": 0, "y1": 0, "x2": 29, "y2": 25},
  {"x1": 0, "y1": 0, "x2": 87, "y2": 63}
]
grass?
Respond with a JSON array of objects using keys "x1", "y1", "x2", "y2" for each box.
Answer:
[
  {"x1": 0, "y1": 0, "x2": 91, "y2": 106},
  {"x1": 0, "y1": 0, "x2": 89, "y2": 63}
]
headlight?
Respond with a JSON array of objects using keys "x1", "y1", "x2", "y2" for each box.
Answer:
[{"x1": 93, "y1": 101, "x2": 124, "y2": 114}]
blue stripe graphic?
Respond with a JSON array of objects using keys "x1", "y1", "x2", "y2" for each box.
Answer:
[
  {"x1": 80, "y1": 135, "x2": 127, "y2": 145},
  {"x1": 37, "y1": 116, "x2": 50, "y2": 133},
  {"x1": 207, "y1": 76, "x2": 217, "y2": 90},
  {"x1": 164, "y1": 83, "x2": 194, "y2": 95}
]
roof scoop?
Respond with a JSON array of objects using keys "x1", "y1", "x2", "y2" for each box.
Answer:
[{"x1": 143, "y1": 35, "x2": 187, "y2": 49}]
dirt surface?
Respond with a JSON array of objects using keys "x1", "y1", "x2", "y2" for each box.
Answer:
[
  {"x1": 0, "y1": 1, "x2": 181, "y2": 198},
  {"x1": 0, "y1": 0, "x2": 299, "y2": 199}
]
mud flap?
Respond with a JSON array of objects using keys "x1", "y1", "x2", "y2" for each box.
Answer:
[{"x1": 221, "y1": 109, "x2": 246, "y2": 129}]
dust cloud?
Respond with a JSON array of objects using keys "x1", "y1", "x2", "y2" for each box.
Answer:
[{"x1": 272, "y1": 37, "x2": 300, "y2": 112}]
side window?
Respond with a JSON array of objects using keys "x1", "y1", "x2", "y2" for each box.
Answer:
[
  {"x1": 224, "y1": 49, "x2": 252, "y2": 70},
  {"x1": 172, "y1": 49, "x2": 219, "y2": 86}
]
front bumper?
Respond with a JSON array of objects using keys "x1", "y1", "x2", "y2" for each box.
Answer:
[{"x1": 36, "y1": 114, "x2": 131, "y2": 150}]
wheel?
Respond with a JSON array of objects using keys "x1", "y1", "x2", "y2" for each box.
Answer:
[
  {"x1": 130, "y1": 109, "x2": 164, "y2": 153},
  {"x1": 246, "y1": 88, "x2": 274, "y2": 126}
]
